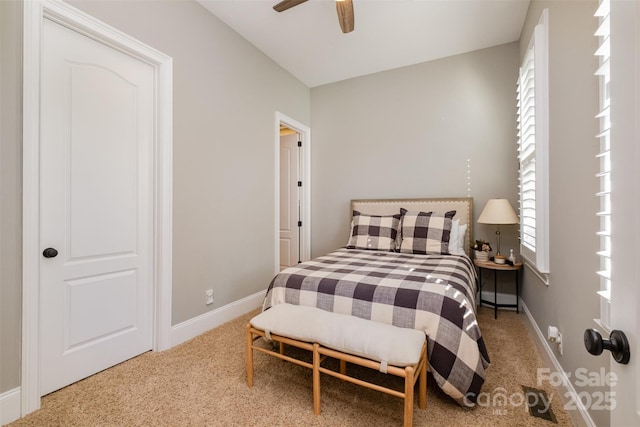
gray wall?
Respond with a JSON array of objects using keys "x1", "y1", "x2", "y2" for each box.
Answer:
[
  {"x1": 518, "y1": 1, "x2": 608, "y2": 426},
  {"x1": 0, "y1": 0, "x2": 23, "y2": 395},
  {"x1": 0, "y1": 0, "x2": 310, "y2": 394},
  {"x1": 310, "y1": 43, "x2": 521, "y2": 259}
]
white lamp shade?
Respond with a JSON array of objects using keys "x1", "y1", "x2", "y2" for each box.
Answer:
[{"x1": 477, "y1": 199, "x2": 519, "y2": 224}]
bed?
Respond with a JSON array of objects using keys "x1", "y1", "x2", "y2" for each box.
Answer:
[{"x1": 262, "y1": 198, "x2": 490, "y2": 406}]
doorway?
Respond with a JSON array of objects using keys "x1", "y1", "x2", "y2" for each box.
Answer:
[
  {"x1": 279, "y1": 128, "x2": 301, "y2": 269},
  {"x1": 275, "y1": 112, "x2": 310, "y2": 273}
]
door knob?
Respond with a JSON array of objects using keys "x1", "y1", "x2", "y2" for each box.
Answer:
[
  {"x1": 42, "y1": 248, "x2": 58, "y2": 258},
  {"x1": 584, "y1": 329, "x2": 630, "y2": 364}
]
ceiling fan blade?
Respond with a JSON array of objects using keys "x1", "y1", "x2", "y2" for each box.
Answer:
[
  {"x1": 336, "y1": 0, "x2": 354, "y2": 33},
  {"x1": 273, "y1": 0, "x2": 308, "y2": 13}
]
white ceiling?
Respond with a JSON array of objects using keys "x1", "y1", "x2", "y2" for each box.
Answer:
[{"x1": 198, "y1": 0, "x2": 530, "y2": 88}]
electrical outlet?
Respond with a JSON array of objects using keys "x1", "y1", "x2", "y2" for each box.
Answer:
[{"x1": 205, "y1": 289, "x2": 214, "y2": 305}]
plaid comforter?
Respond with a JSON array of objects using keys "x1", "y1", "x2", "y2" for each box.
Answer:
[{"x1": 262, "y1": 248, "x2": 490, "y2": 405}]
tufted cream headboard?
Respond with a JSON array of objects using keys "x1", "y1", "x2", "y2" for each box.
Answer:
[{"x1": 350, "y1": 198, "x2": 474, "y2": 255}]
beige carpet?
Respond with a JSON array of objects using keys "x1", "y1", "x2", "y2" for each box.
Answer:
[{"x1": 8, "y1": 307, "x2": 573, "y2": 427}]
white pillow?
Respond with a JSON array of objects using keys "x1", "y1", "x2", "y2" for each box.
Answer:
[
  {"x1": 449, "y1": 219, "x2": 460, "y2": 255},
  {"x1": 449, "y1": 220, "x2": 468, "y2": 255},
  {"x1": 449, "y1": 219, "x2": 460, "y2": 254},
  {"x1": 457, "y1": 224, "x2": 468, "y2": 254}
]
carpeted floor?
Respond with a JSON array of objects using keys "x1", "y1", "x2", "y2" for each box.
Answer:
[{"x1": 8, "y1": 307, "x2": 573, "y2": 426}]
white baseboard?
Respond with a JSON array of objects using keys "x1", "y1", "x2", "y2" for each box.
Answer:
[
  {"x1": 0, "y1": 387, "x2": 21, "y2": 425},
  {"x1": 170, "y1": 290, "x2": 264, "y2": 347},
  {"x1": 520, "y1": 301, "x2": 596, "y2": 427}
]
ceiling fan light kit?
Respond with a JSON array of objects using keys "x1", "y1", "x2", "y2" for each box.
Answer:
[
  {"x1": 336, "y1": 0, "x2": 354, "y2": 33},
  {"x1": 273, "y1": 0, "x2": 355, "y2": 34}
]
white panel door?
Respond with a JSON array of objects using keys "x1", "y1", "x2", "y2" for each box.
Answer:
[
  {"x1": 279, "y1": 134, "x2": 300, "y2": 270},
  {"x1": 609, "y1": 1, "x2": 640, "y2": 424},
  {"x1": 40, "y1": 18, "x2": 154, "y2": 395}
]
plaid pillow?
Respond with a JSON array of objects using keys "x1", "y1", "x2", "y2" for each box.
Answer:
[
  {"x1": 399, "y1": 209, "x2": 456, "y2": 255},
  {"x1": 346, "y1": 211, "x2": 401, "y2": 251}
]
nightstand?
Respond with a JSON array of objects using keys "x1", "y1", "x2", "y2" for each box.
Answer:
[{"x1": 474, "y1": 259, "x2": 523, "y2": 319}]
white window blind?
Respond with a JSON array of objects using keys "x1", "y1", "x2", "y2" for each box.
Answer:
[
  {"x1": 517, "y1": 9, "x2": 550, "y2": 278},
  {"x1": 595, "y1": 0, "x2": 611, "y2": 329},
  {"x1": 518, "y1": 47, "x2": 537, "y2": 252}
]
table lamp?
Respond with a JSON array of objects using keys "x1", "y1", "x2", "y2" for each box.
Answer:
[{"x1": 477, "y1": 198, "x2": 519, "y2": 255}]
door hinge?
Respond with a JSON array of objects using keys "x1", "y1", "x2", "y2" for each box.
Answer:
[
  {"x1": 297, "y1": 140, "x2": 302, "y2": 147},
  {"x1": 297, "y1": 181, "x2": 302, "y2": 187},
  {"x1": 298, "y1": 221, "x2": 302, "y2": 227}
]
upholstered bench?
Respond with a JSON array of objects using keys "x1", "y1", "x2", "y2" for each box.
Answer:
[{"x1": 246, "y1": 304, "x2": 428, "y2": 427}]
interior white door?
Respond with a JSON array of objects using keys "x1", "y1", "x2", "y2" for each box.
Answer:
[
  {"x1": 39, "y1": 18, "x2": 154, "y2": 395},
  {"x1": 279, "y1": 133, "x2": 300, "y2": 270},
  {"x1": 609, "y1": 1, "x2": 639, "y2": 424}
]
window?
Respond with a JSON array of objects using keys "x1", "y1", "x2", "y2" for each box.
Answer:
[
  {"x1": 594, "y1": 0, "x2": 611, "y2": 329},
  {"x1": 517, "y1": 9, "x2": 550, "y2": 278}
]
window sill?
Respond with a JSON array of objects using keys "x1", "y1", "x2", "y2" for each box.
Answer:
[{"x1": 521, "y1": 255, "x2": 550, "y2": 286}]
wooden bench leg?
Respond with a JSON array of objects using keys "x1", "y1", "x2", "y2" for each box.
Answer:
[
  {"x1": 404, "y1": 366, "x2": 415, "y2": 427},
  {"x1": 313, "y1": 343, "x2": 321, "y2": 415},
  {"x1": 246, "y1": 323, "x2": 254, "y2": 387},
  {"x1": 339, "y1": 359, "x2": 347, "y2": 376}
]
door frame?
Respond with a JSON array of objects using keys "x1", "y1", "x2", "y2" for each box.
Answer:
[
  {"x1": 274, "y1": 112, "x2": 311, "y2": 273},
  {"x1": 22, "y1": 0, "x2": 173, "y2": 416}
]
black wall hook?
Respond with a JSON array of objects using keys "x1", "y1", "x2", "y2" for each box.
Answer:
[{"x1": 584, "y1": 329, "x2": 630, "y2": 365}]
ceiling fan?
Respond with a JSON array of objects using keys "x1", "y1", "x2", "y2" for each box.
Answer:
[{"x1": 273, "y1": 0, "x2": 355, "y2": 34}]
